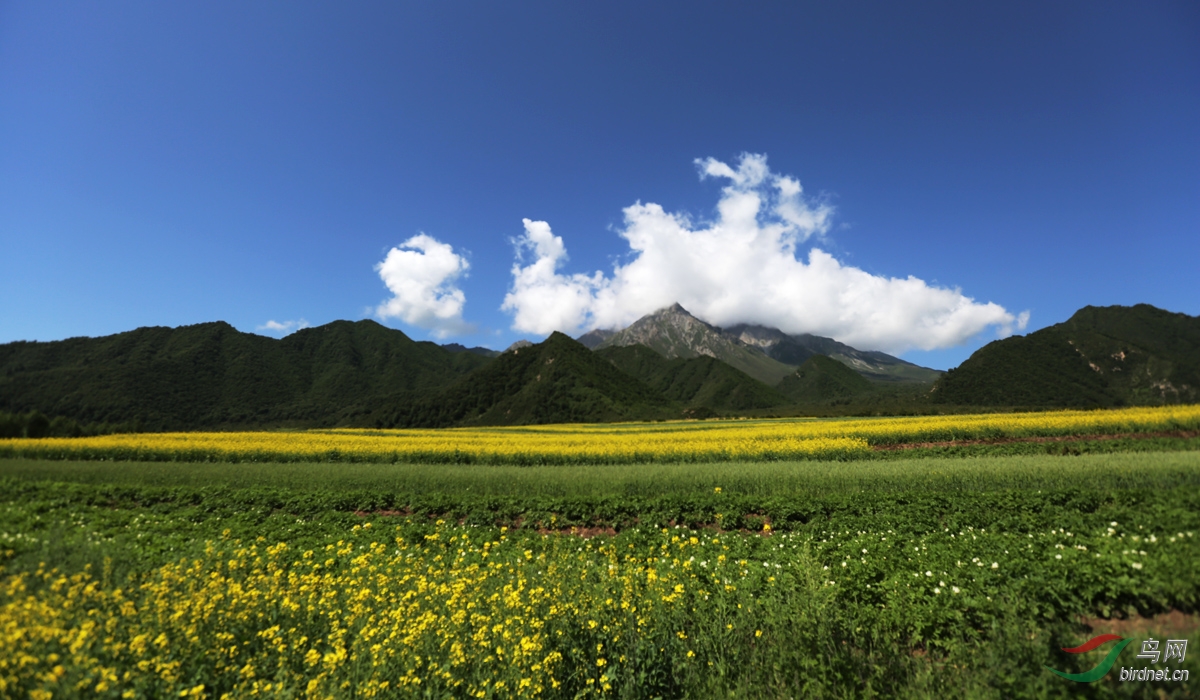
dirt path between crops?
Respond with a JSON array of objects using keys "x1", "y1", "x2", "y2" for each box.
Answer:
[
  {"x1": 1080, "y1": 609, "x2": 1200, "y2": 638},
  {"x1": 873, "y1": 430, "x2": 1199, "y2": 452}
]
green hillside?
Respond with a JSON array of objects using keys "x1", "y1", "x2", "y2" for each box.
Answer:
[
  {"x1": 0, "y1": 321, "x2": 490, "y2": 430},
  {"x1": 932, "y1": 304, "x2": 1199, "y2": 407},
  {"x1": 388, "y1": 333, "x2": 677, "y2": 428},
  {"x1": 4, "y1": 303, "x2": 1192, "y2": 431},
  {"x1": 595, "y1": 345, "x2": 790, "y2": 411},
  {"x1": 776, "y1": 355, "x2": 875, "y2": 403}
]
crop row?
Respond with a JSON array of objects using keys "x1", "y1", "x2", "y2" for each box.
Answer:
[
  {"x1": 3, "y1": 464, "x2": 1199, "y2": 699},
  {"x1": 0, "y1": 405, "x2": 1197, "y2": 465},
  {"x1": 2, "y1": 511, "x2": 1197, "y2": 698}
]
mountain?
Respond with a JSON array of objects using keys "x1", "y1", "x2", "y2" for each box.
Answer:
[
  {"x1": 595, "y1": 344, "x2": 790, "y2": 410},
  {"x1": 0, "y1": 320, "x2": 491, "y2": 430},
  {"x1": 576, "y1": 329, "x2": 616, "y2": 349},
  {"x1": 585, "y1": 304, "x2": 940, "y2": 387},
  {"x1": 441, "y1": 343, "x2": 500, "y2": 358},
  {"x1": 932, "y1": 304, "x2": 1200, "y2": 407},
  {"x1": 776, "y1": 355, "x2": 875, "y2": 403},
  {"x1": 10, "y1": 303, "x2": 1181, "y2": 432},
  {"x1": 724, "y1": 324, "x2": 942, "y2": 383},
  {"x1": 389, "y1": 332, "x2": 676, "y2": 427},
  {"x1": 721, "y1": 324, "x2": 816, "y2": 366},
  {"x1": 593, "y1": 304, "x2": 796, "y2": 385}
]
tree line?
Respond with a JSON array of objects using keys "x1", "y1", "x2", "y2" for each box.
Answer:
[{"x1": 0, "y1": 410, "x2": 139, "y2": 439}]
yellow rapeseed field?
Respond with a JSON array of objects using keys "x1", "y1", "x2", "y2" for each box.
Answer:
[
  {"x1": 0, "y1": 404, "x2": 1196, "y2": 465},
  {"x1": 1, "y1": 524, "x2": 809, "y2": 699}
]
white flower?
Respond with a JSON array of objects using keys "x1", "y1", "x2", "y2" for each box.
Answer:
[
  {"x1": 925, "y1": 571, "x2": 933, "y2": 577},
  {"x1": 1055, "y1": 554, "x2": 1062, "y2": 559},
  {"x1": 952, "y1": 586, "x2": 961, "y2": 594},
  {"x1": 842, "y1": 562, "x2": 847, "y2": 567},
  {"x1": 1131, "y1": 562, "x2": 1143, "y2": 570},
  {"x1": 991, "y1": 562, "x2": 999, "y2": 569},
  {"x1": 933, "y1": 587, "x2": 941, "y2": 594}
]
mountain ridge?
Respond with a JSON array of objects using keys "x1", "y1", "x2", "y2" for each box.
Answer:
[
  {"x1": 932, "y1": 304, "x2": 1199, "y2": 406},
  {"x1": 0, "y1": 320, "x2": 492, "y2": 430},
  {"x1": 586, "y1": 303, "x2": 941, "y2": 385},
  {"x1": 593, "y1": 304, "x2": 799, "y2": 385},
  {"x1": 389, "y1": 332, "x2": 676, "y2": 427},
  {"x1": 4, "y1": 303, "x2": 1192, "y2": 431},
  {"x1": 594, "y1": 344, "x2": 790, "y2": 411}
]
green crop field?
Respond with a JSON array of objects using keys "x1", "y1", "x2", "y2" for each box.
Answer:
[{"x1": 2, "y1": 445, "x2": 1198, "y2": 697}]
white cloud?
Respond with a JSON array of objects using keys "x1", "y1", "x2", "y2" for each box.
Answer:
[
  {"x1": 257, "y1": 318, "x2": 310, "y2": 335},
  {"x1": 499, "y1": 219, "x2": 606, "y2": 336},
  {"x1": 375, "y1": 234, "x2": 472, "y2": 338},
  {"x1": 502, "y1": 153, "x2": 1028, "y2": 353}
]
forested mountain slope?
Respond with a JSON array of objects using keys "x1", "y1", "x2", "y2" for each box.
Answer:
[
  {"x1": 0, "y1": 320, "x2": 490, "y2": 429},
  {"x1": 932, "y1": 304, "x2": 1199, "y2": 406}
]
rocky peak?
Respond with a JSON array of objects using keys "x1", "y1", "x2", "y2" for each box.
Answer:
[
  {"x1": 722, "y1": 323, "x2": 791, "y2": 349},
  {"x1": 594, "y1": 303, "x2": 795, "y2": 384},
  {"x1": 576, "y1": 328, "x2": 617, "y2": 349},
  {"x1": 503, "y1": 339, "x2": 533, "y2": 354}
]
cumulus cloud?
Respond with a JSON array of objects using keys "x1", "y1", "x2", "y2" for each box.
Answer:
[
  {"x1": 500, "y1": 219, "x2": 607, "y2": 336},
  {"x1": 375, "y1": 234, "x2": 472, "y2": 338},
  {"x1": 502, "y1": 153, "x2": 1028, "y2": 353},
  {"x1": 257, "y1": 319, "x2": 310, "y2": 335}
]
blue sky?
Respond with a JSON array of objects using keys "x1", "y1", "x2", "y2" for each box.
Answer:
[{"x1": 2, "y1": 1, "x2": 1197, "y2": 369}]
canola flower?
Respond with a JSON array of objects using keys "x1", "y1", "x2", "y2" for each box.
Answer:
[
  {"x1": 0, "y1": 524, "x2": 821, "y2": 699},
  {"x1": 0, "y1": 404, "x2": 1196, "y2": 465},
  {"x1": 3, "y1": 519, "x2": 1191, "y2": 698}
]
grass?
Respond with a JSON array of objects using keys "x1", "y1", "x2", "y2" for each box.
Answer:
[
  {"x1": 4, "y1": 450, "x2": 1200, "y2": 498},
  {"x1": 2, "y1": 446, "x2": 1198, "y2": 698}
]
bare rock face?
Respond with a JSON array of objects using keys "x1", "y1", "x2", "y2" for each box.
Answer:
[
  {"x1": 503, "y1": 339, "x2": 534, "y2": 354},
  {"x1": 724, "y1": 323, "x2": 941, "y2": 383},
  {"x1": 575, "y1": 328, "x2": 617, "y2": 349},
  {"x1": 585, "y1": 303, "x2": 942, "y2": 386},
  {"x1": 593, "y1": 304, "x2": 795, "y2": 385},
  {"x1": 597, "y1": 304, "x2": 732, "y2": 359}
]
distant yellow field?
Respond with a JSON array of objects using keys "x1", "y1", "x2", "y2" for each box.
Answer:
[{"x1": 0, "y1": 405, "x2": 1197, "y2": 465}]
